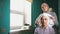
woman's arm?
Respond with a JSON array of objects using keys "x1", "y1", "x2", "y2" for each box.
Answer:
[{"x1": 34, "y1": 28, "x2": 38, "y2": 34}]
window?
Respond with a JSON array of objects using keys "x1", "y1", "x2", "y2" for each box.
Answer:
[
  {"x1": 10, "y1": 0, "x2": 31, "y2": 30},
  {"x1": 10, "y1": 0, "x2": 24, "y2": 12},
  {"x1": 24, "y1": 0, "x2": 31, "y2": 25},
  {"x1": 10, "y1": 12, "x2": 24, "y2": 26}
]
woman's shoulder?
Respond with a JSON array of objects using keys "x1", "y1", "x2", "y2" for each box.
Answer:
[{"x1": 50, "y1": 12, "x2": 56, "y2": 14}]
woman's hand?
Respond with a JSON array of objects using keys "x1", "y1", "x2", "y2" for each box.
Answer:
[{"x1": 50, "y1": 16, "x2": 55, "y2": 22}]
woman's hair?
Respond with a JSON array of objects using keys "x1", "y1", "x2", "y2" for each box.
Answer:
[
  {"x1": 41, "y1": 3, "x2": 49, "y2": 9},
  {"x1": 36, "y1": 13, "x2": 54, "y2": 27}
]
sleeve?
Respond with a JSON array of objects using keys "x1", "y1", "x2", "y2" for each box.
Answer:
[
  {"x1": 35, "y1": 14, "x2": 41, "y2": 26},
  {"x1": 48, "y1": 12, "x2": 58, "y2": 26},
  {"x1": 53, "y1": 12, "x2": 58, "y2": 26},
  {"x1": 35, "y1": 17, "x2": 39, "y2": 27},
  {"x1": 34, "y1": 28, "x2": 38, "y2": 34}
]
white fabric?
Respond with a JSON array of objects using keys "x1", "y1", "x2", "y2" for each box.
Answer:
[{"x1": 35, "y1": 13, "x2": 54, "y2": 27}]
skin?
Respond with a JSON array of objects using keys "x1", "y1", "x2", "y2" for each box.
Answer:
[
  {"x1": 41, "y1": 16, "x2": 48, "y2": 29},
  {"x1": 41, "y1": 3, "x2": 49, "y2": 12}
]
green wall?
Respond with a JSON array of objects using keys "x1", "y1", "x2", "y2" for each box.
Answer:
[
  {"x1": 0, "y1": 0, "x2": 10, "y2": 34},
  {"x1": 58, "y1": 0, "x2": 60, "y2": 27},
  {"x1": 58, "y1": 0, "x2": 60, "y2": 34},
  {"x1": 32, "y1": 0, "x2": 43, "y2": 27}
]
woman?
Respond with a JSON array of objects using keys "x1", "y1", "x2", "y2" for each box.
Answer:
[{"x1": 34, "y1": 13, "x2": 55, "y2": 34}]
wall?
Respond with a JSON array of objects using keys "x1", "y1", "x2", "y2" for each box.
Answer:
[
  {"x1": 58, "y1": 0, "x2": 60, "y2": 27},
  {"x1": 0, "y1": 0, "x2": 10, "y2": 34},
  {"x1": 58, "y1": 0, "x2": 60, "y2": 34},
  {"x1": 32, "y1": 0, "x2": 42, "y2": 27}
]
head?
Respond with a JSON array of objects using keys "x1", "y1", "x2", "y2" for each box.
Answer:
[
  {"x1": 41, "y1": 3, "x2": 49, "y2": 12},
  {"x1": 41, "y1": 15, "x2": 48, "y2": 27}
]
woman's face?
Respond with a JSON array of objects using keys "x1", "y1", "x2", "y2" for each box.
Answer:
[
  {"x1": 41, "y1": 3, "x2": 49, "y2": 12},
  {"x1": 41, "y1": 16, "x2": 48, "y2": 26}
]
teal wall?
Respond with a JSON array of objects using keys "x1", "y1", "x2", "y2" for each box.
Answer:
[
  {"x1": 58, "y1": 0, "x2": 60, "y2": 27},
  {"x1": 0, "y1": 0, "x2": 10, "y2": 34},
  {"x1": 58, "y1": 0, "x2": 60, "y2": 34},
  {"x1": 32, "y1": 0, "x2": 43, "y2": 27}
]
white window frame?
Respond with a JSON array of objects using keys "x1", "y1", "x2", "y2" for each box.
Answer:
[{"x1": 10, "y1": 0, "x2": 31, "y2": 32}]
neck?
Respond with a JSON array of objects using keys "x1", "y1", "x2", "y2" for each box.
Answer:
[
  {"x1": 43, "y1": 11, "x2": 48, "y2": 13},
  {"x1": 43, "y1": 10, "x2": 49, "y2": 13}
]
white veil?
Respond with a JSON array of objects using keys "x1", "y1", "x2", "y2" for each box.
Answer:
[{"x1": 35, "y1": 13, "x2": 54, "y2": 27}]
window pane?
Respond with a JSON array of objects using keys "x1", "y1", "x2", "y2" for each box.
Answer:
[
  {"x1": 10, "y1": 0, "x2": 24, "y2": 12},
  {"x1": 10, "y1": 13, "x2": 24, "y2": 26}
]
